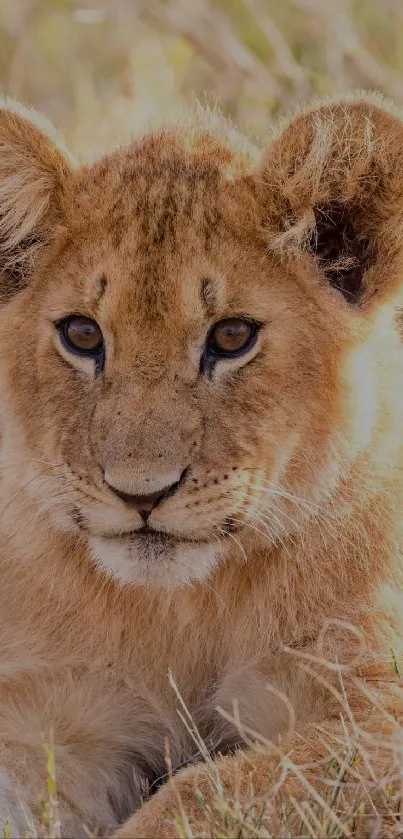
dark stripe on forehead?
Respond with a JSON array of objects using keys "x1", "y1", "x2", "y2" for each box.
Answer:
[
  {"x1": 200, "y1": 277, "x2": 217, "y2": 316},
  {"x1": 89, "y1": 273, "x2": 108, "y2": 311},
  {"x1": 98, "y1": 274, "x2": 108, "y2": 297},
  {"x1": 118, "y1": 154, "x2": 223, "y2": 252}
]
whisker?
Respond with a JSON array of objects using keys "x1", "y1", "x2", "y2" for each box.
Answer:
[
  {"x1": 219, "y1": 527, "x2": 249, "y2": 564},
  {"x1": 243, "y1": 510, "x2": 294, "y2": 559},
  {"x1": 0, "y1": 464, "x2": 64, "y2": 517},
  {"x1": 203, "y1": 572, "x2": 232, "y2": 618},
  {"x1": 254, "y1": 495, "x2": 344, "y2": 547},
  {"x1": 250, "y1": 478, "x2": 336, "y2": 518},
  {"x1": 226, "y1": 515, "x2": 276, "y2": 548},
  {"x1": 30, "y1": 459, "x2": 65, "y2": 469},
  {"x1": 246, "y1": 481, "x2": 344, "y2": 540}
]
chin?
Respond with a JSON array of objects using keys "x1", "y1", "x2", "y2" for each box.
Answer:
[{"x1": 89, "y1": 531, "x2": 223, "y2": 588}]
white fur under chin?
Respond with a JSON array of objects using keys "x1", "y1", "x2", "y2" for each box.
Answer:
[{"x1": 90, "y1": 533, "x2": 222, "y2": 588}]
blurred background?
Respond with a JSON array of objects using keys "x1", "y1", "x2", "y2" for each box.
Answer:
[{"x1": 1, "y1": 0, "x2": 402, "y2": 159}]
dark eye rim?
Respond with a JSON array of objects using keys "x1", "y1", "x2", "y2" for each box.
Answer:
[
  {"x1": 55, "y1": 315, "x2": 105, "y2": 361},
  {"x1": 205, "y1": 317, "x2": 261, "y2": 360}
]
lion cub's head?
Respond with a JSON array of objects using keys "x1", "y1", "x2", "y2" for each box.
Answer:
[{"x1": 1, "y1": 95, "x2": 403, "y2": 587}]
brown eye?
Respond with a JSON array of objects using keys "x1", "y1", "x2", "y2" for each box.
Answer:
[
  {"x1": 58, "y1": 316, "x2": 104, "y2": 358},
  {"x1": 208, "y1": 318, "x2": 256, "y2": 356}
]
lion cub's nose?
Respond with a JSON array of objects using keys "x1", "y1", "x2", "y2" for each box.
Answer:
[{"x1": 105, "y1": 471, "x2": 185, "y2": 521}]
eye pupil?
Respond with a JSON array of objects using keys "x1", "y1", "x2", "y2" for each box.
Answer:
[
  {"x1": 59, "y1": 316, "x2": 104, "y2": 357},
  {"x1": 209, "y1": 318, "x2": 254, "y2": 355}
]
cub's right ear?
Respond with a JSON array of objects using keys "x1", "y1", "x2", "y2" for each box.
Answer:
[{"x1": 0, "y1": 100, "x2": 73, "y2": 299}]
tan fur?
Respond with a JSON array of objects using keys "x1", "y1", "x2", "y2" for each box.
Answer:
[{"x1": 0, "y1": 93, "x2": 402, "y2": 836}]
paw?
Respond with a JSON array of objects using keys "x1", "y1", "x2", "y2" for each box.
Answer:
[
  {"x1": 114, "y1": 751, "x2": 280, "y2": 838},
  {"x1": 114, "y1": 763, "x2": 215, "y2": 838}
]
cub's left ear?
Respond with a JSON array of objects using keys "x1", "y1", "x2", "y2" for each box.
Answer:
[{"x1": 257, "y1": 94, "x2": 403, "y2": 306}]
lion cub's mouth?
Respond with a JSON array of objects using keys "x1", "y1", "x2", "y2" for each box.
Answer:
[
  {"x1": 107, "y1": 526, "x2": 171, "y2": 541},
  {"x1": 99, "y1": 525, "x2": 210, "y2": 547}
]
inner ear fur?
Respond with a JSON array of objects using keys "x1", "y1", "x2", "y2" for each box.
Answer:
[
  {"x1": 0, "y1": 99, "x2": 73, "y2": 298},
  {"x1": 259, "y1": 94, "x2": 403, "y2": 305}
]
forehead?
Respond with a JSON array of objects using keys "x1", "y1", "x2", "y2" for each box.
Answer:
[
  {"x1": 47, "y1": 131, "x2": 266, "y2": 322},
  {"x1": 74, "y1": 130, "x2": 247, "y2": 252}
]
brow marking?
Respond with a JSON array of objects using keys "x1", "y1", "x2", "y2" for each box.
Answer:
[{"x1": 200, "y1": 277, "x2": 217, "y2": 315}]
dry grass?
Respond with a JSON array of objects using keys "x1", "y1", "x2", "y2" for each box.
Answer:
[
  {"x1": 11, "y1": 673, "x2": 403, "y2": 838},
  {"x1": 2, "y1": 0, "x2": 403, "y2": 157},
  {"x1": 6, "y1": 663, "x2": 403, "y2": 837},
  {"x1": 163, "y1": 672, "x2": 403, "y2": 839},
  {"x1": 2, "y1": 1, "x2": 403, "y2": 836}
]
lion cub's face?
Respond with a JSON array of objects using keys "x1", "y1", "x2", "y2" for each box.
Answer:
[{"x1": 1, "y1": 101, "x2": 402, "y2": 587}]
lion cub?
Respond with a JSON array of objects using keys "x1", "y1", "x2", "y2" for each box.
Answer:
[{"x1": 0, "y1": 93, "x2": 402, "y2": 837}]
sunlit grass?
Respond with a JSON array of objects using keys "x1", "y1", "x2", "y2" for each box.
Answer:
[{"x1": 1, "y1": 0, "x2": 403, "y2": 157}]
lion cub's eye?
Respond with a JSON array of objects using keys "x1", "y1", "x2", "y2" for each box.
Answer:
[
  {"x1": 57, "y1": 316, "x2": 104, "y2": 359},
  {"x1": 201, "y1": 317, "x2": 260, "y2": 374},
  {"x1": 207, "y1": 318, "x2": 257, "y2": 357}
]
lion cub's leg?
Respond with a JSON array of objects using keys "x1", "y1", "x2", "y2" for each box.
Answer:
[
  {"x1": 0, "y1": 759, "x2": 38, "y2": 838},
  {"x1": 0, "y1": 740, "x2": 141, "y2": 838},
  {"x1": 0, "y1": 740, "x2": 147, "y2": 838},
  {"x1": 0, "y1": 696, "x2": 151, "y2": 839},
  {"x1": 115, "y1": 696, "x2": 399, "y2": 838}
]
